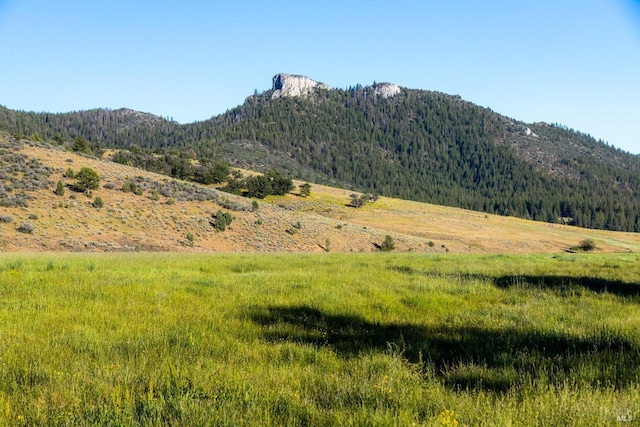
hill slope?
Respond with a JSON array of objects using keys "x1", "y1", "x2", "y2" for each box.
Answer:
[
  {"x1": 1, "y1": 133, "x2": 639, "y2": 253},
  {"x1": 1, "y1": 74, "x2": 639, "y2": 231}
]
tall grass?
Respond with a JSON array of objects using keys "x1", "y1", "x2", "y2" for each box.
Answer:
[{"x1": 0, "y1": 253, "x2": 638, "y2": 425}]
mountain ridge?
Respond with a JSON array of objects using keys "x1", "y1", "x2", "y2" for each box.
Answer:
[{"x1": 1, "y1": 74, "x2": 638, "y2": 232}]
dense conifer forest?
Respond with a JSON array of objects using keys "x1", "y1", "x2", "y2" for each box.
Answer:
[{"x1": 1, "y1": 83, "x2": 639, "y2": 231}]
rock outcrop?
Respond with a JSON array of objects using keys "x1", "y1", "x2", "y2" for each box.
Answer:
[
  {"x1": 271, "y1": 73, "x2": 331, "y2": 99},
  {"x1": 374, "y1": 82, "x2": 401, "y2": 98}
]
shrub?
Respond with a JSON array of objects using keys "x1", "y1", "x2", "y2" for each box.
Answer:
[
  {"x1": 17, "y1": 223, "x2": 34, "y2": 234},
  {"x1": 578, "y1": 239, "x2": 596, "y2": 252},
  {"x1": 286, "y1": 227, "x2": 298, "y2": 235},
  {"x1": 55, "y1": 180, "x2": 65, "y2": 196},
  {"x1": 103, "y1": 182, "x2": 116, "y2": 190},
  {"x1": 349, "y1": 193, "x2": 377, "y2": 208},
  {"x1": 349, "y1": 193, "x2": 367, "y2": 208},
  {"x1": 0, "y1": 215, "x2": 13, "y2": 223},
  {"x1": 380, "y1": 235, "x2": 395, "y2": 252},
  {"x1": 92, "y1": 197, "x2": 104, "y2": 208},
  {"x1": 64, "y1": 168, "x2": 76, "y2": 178},
  {"x1": 28, "y1": 133, "x2": 42, "y2": 142},
  {"x1": 121, "y1": 181, "x2": 134, "y2": 192},
  {"x1": 211, "y1": 210, "x2": 234, "y2": 232},
  {"x1": 122, "y1": 181, "x2": 143, "y2": 195},
  {"x1": 185, "y1": 232, "x2": 195, "y2": 247}
]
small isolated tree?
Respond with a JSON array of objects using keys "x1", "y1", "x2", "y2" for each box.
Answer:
[
  {"x1": 380, "y1": 235, "x2": 395, "y2": 252},
  {"x1": 349, "y1": 193, "x2": 366, "y2": 208},
  {"x1": 578, "y1": 238, "x2": 596, "y2": 252},
  {"x1": 75, "y1": 167, "x2": 100, "y2": 193},
  {"x1": 92, "y1": 196, "x2": 104, "y2": 208},
  {"x1": 211, "y1": 210, "x2": 234, "y2": 232},
  {"x1": 299, "y1": 183, "x2": 312, "y2": 198},
  {"x1": 55, "y1": 180, "x2": 65, "y2": 196}
]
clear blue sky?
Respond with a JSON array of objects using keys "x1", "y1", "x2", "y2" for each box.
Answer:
[{"x1": 1, "y1": 0, "x2": 639, "y2": 154}]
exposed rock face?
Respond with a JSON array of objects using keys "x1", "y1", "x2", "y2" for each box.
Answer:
[
  {"x1": 524, "y1": 127, "x2": 538, "y2": 138},
  {"x1": 374, "y1": 83, "x2": 401, "y2": 98},
  {"x1": 271, "y1": 73, "x2": 331, "y2": 99}
]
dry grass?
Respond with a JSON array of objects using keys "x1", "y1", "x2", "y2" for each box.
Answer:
[{"x1": 1, "y1": 135, "x2": 639, "y2": 254}]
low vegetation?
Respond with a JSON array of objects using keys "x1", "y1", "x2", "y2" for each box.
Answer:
[
  {"x1": 380, "y1": 234, "x2": 396, "y2": 251},
  {"x1": 210, "y1": 210, "x2": 234, "y2": 232},
  {"x1": 0, "y1": 253, "x2": 637, "y2": 425}
]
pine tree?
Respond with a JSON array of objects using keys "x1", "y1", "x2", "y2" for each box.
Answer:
[{"x1": 55, "y1": 180, "x2": 65, "y2": 196}]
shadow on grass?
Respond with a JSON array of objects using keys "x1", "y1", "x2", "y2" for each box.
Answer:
[
  {"x1": 387, "y1": 265, "x2": 640, "y2": 300},
  {"x1": 494, "y1": 275, "x2": 640, "y2": 299},
  {"x1": 249, "y1": 305, "x2": 639, "y2": 392}
]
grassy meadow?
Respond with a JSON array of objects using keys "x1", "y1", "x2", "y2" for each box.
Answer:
[{"x1": 0, "y1": 252, "x2": 638, "y2": 425}]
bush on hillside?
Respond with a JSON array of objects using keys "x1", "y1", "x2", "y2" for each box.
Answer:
[
  {"x1": 17, "y1": 223, "x2": 34, "y2": 234},
  {"x1": 578, "y1": 239, "x2": 596, "y2": 252},
  {"x1": 380, "y1": 235, "x2": 395, "y2": 252},
  {"x1": 211, "y1": 210, "x2": 234, "y2": 232}
]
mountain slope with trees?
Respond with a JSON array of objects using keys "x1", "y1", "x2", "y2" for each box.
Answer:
[{"x1": 1, "y1": 77, "x2": 639, "y2": 231}]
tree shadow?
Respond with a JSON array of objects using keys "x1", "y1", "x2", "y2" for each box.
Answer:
[
  {"x1": 249, "y1": 305, "x2": 639, "y2": 392},
  {"x1": 494, "y1": 275, "x2": 640, "y2": 299},
  {"x1": 386, "y1": 265, "x2": 640, "y2": 300}
]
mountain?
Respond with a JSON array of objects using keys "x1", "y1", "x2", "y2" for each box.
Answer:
[{"x1": 1, "y1": 73, "x2": 639, "y2": 232}]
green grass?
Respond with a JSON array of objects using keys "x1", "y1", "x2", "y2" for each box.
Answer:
[{"x1": 0, "y1": 253, "x2": 639, "y2": 425}]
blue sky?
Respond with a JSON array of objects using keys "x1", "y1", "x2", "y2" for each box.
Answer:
[{"x1": 1, "y1": 0, "x2": 639, "y2": 154}]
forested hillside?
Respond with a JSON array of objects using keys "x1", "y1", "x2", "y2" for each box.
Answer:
[{"x1": 1, "y1": 80, "x2": 639, "y2": 231}]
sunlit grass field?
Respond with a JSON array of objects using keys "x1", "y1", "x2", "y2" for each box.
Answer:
[{"x1": 0, "y1": 252, "x2": 638, "y2": 425}]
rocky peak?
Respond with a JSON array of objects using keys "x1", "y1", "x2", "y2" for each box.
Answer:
[
  {"x1": 373, "y1": 82, "x2": 401, "y2": 98},
  {"x1": 271, "y1": 73, "x2": 331, "y2": 99}
]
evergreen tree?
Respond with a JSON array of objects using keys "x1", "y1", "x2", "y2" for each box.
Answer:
[
  {"x1": 299, "y1": 183, "x2": 312, "y2": 197},
  {"x1": 55, "y1": 180, "x2": 65, "y2": 196},
  {"x1": 75, "y1": 167, "x2": 100, "y2": 192}
]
